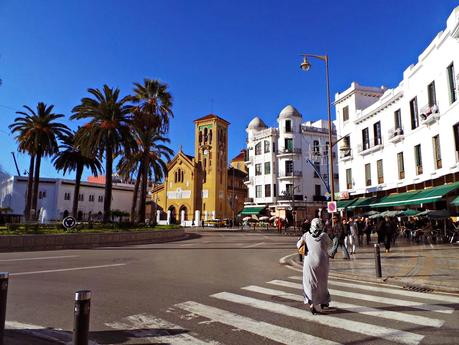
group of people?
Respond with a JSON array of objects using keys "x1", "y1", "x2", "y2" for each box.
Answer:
[{"x1": 296, "y1": 213, "x2": 397, "y2": 315}]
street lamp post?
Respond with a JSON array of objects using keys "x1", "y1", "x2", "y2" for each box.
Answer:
[{"x1": 300, "y1": 54, "x2": 335, "y2": 220}]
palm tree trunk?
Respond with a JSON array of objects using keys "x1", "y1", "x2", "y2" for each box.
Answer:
[
  {"x1": 103, "y1": 144, "x2": 113, "y2": 223},
  {"x1": 25, "y1": 154, "x2": 35, "y2": 221},
  {"x1": 31, "y1": 152, "x2": 42, "y2": 221},
  {"x1": 138, "y1": 159, "x2": 148, "y2": 223},
  {"x1": 130, "y1": 165, "x2": 142, "y2": 223},
  {"x1": 72, "y1": 164, "x2": 84, "y2": 218}
]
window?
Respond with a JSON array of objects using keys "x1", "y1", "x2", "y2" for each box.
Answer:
[
  {"x1": 410, "y1": 97, "x2": 419, "y2": 129},
  {"x1": 313, "y1": 162, "x2": 321, "y2": 178},
  {"x1": 272, "y1": 143, "x2": 276, "y2": 153},
  {"x1": 39, "y1": 191, "x2": 43, "y2": 199},
  {"x1": 78, "y1": 193, "x2": 84, "y2": 201},
  {"x1": 284, "y1": 138, "x2": 293, "y2": 152},
  {"x1": 377, "y1": 159, "x2": 384, "y2": 184},
  {"x1": 255, "y1": 185, "x2": 262, "y2": 198},
  {"x1": 313, "y1": 140, "x2": 320, "y2": 155},
  {"x1": 373, "y1": 121, "x2": 382, "y2": 145},
  {"x1": 346, "y1": 168, "x2": 352, "y2": 189},
  {"x1": 64, "y1": 192, "x2": 71, "y2": 201},
  {"x1": 285, "y1": 160, "x2": 293, "y2": 174},
  {"x1": 432, "y1": 135, "x2": 442, "y2": 169},
  {"x1": 255, "y1": 142, "x2": 262, "y2": 155},
  {"x1": 342, "y1": 105, "x2": 349, "y2": 122},
  {"x1": 454, "y1": 122, "x2": 459, "y2": 161},
  {"x1": 397, "y1": 152, "x2": 405, "y2": 179},
  {"x1": 315, "y1": 184, "x2": 321, "y2": 196},
  {"x1": 362, "y1": 128, "x2": 370, "y2": 150},
  {"x1": 265, "y1": 184, "x2": 271, "y2": 197},
  {"x1": 264, "y1": 162, "x2": 271, "y2": 174},
  {"x1": 414, "y1": 144, "x2": 423, "y2": 175},
  {"x1": 255, "y1": 164, "x2": 262, "y2": 176},
  {"x1": 264, "y1": 140, "x2": 270, "y2": 153},
  {"x1": 273, "y1": 184, "x2": 277, "y2": 197},
  {"x1": 89, "y1": 195, "x2": 95, "y2": 202},
  {"x1": 286, "y1": 184, "x2": 293, "y2": 195},
  {"x1": 447, "y1": 63, "x2": 457, "y2": 104},
  {"x1": 98, "y1": 195, "x2": 103, "y2": 203},
  {"x1": 365, "y1": 163, "x2": 371, "y2": 186},
  {"x1": 394, "y1": 109, "x2": 402, "y2": 129},
  {"x1": 325, "y1": 141, "x2": 329, "y2": 156},
  {"x1": 427, "y1": 81, "x2": 437, "y2": 107},
  {"x1": 285, "y1": 120, "x2": 292, "y2": 133}
]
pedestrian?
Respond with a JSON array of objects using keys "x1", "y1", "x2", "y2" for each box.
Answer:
[
  {"x1": 364, "y1": 217, "x2": 372, "y2": 245},
  {"x1": 376, "y1": 218, "x2": 385, "y2": 244},
  {"x1": 383, "y1": 217, "x2": 395, "y2": 253},
  {"x1": 298, "y1": 218, "x2": 311, "y2": 262},
  {"x1": 357, "y1": 217, "x2": 364, "y2": 246},
  {"x1": 328, "y1": 215, "x2": 350, "y2": 260},
  {"x1": 296, "y1": 218, "x2": 331, "y2": 314},
  {"x1": 348, "y1": 217, "x2": 358, "y2": 254}
]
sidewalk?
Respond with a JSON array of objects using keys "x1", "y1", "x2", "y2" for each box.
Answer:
[
  {"x1": 3, "y1": 329, "x2": 64, "y2": 345},
  {"x1": 288, "y1": 238, "x2": 459, "y2": 294}
]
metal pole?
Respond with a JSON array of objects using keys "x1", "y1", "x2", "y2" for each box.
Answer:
[
  {"x1": 374, "y1": 244, "x2": 382, "y2": 278},
  {"x1": 292, "y1": 152, "x2": 295, "y2": 232},
  {"x1": 232, "y1": 167, "x2": 235, "y2": 226},
  {"x1": 73, "y1": 290, "x2": 91, "y2": 345},
  {"x1": 0, "y1": 273, "x2": 8, "y2": 345},
  {"x1": 10, "y1": 153, "x2": 20, "y2": 177}
]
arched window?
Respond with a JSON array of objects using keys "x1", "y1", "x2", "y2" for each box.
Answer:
[
  {"x1": 199, "y1": 131, "x2": 202, "y2": 143},
  {"x1": 255, "y1": 142, "x2": 262, "y2": 155},
  {"x1": 181, "y1": 170, "x2": 184, "y2": 182},
  {"x1": 174, "y1": 171, "x2": 178, "y2": 183},
  {"x1": 203, "y1": 158, "x2": 207, "y2": 169},
  {"x1": 204, "y1": 128, "x2": 208, "y2": 142},
  {"x1": 209, "y1": 129, "x2": 213, "y2": 144}
]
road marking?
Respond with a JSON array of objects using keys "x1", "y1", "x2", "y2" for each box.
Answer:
[
  {"x1": 0, "y1": 255, "x2": 79, "y2": 262},
  {"x1": 242, "y1": 285, "x2": 444, "y2": 328},
  {"x1": 10, "y1": 263, "x2": 126, "y2": 276},
  {"x1": 289, "y1": 275, "x2": 459, "y2": 304},
  {"x1": 212, "y1": 292, "x2": 424, "y2": 345},
  {"x1": 176, "y1": 301, "x2": 340, "y2": 345},
  {"x1": 268, "y1": 280, "x2": 454, "y2": 314},
  {"x1": 106, "y1": 313, "x2": 220, "y2": 345},
  {"x1": 244, "y1": 242, "x2": 265, "y2": 248}
]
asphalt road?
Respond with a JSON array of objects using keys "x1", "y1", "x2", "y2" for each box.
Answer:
[{"x1": 2, "y1": 231, "x2": 459, "y2": 345}]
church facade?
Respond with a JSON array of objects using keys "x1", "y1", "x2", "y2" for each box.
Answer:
[{"x1": 151, "y1": 114, "x2": 246, "y2": 225}]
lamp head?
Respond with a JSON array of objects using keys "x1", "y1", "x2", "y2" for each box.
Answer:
[{"x1": 300, "y1": 56, "x2": 311, "y2": 71}]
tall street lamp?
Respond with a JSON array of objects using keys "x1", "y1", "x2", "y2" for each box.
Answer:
[{"x1": 300, "y1": 54, "x2": 335, "y2": 209}]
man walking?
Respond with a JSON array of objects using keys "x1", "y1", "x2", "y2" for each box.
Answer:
[{"x1": 328, "y1": 215, "x2": 350, "y2": 260}]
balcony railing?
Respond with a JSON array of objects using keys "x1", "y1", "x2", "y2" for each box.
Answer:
[
  {"x1": 358, "y1": 138, "x2": 383, "y2": 155},
  {"x1": 388, "y1": 127, "x2": 404, "y2": 143},
  {"x1": 244, "y1": 197, "x2": 253, "y2": 203},
  {"x1": 278, "y1": 170, "x2": 303, "y2": 178},
  {"x1": 399, "y1": 171, "x2": 405, "y2": 179},
  {"x1": 416, "y1": 165, "x2": 423, "y2": 175},
  {"x1": 420, "y1": 104, "x2": 439, "y2": 124},
  {"x1": 378, "y1": 176, "x2": 384, "y2": 184},
  {"x1": 339, "y1": 147, "x2": 352, "y2": 160},
  {"x1": 322, "y1": 173, "x2": 339, "y2": 180},
  {"x1": 278, "y1": 147, "x2": 302, "y2": 155},
  {"x1": 277, "y1": 194, "x2": 304, "y2": 201}
]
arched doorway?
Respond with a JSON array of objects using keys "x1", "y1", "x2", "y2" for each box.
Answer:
[
  {"x1": 63, "y1": 210, "x2": 69, "y2": 219},
  {"x1": 168, "y1": 206, "x2": 177, "y2": 224},
  {"x1": 179, "y1": 205, "x2": 188, "y2": 223},
  {"x1": 77, "y1": 210, "x2": 83, "y2": 221}
]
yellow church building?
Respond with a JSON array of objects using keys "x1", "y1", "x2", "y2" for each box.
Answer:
[{"x1": 151, "y1": 114, "x2": 247, "y2": 225}]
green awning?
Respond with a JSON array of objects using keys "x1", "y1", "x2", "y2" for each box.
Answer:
[
  {"x1": 347, "y1": 197, "x2": 377, "y2": 209},
  {"x1": 337, "y1": 199, "x2": 356, "y2": 209},
  {"x1": 239, "y1": 206, "x2": 265, "y2": 215},
  {"x1": 405, "y1": 182, "x2": 459, "y2": 205},
  {"x1": 370, "y1": 190, "x2": 422, "y2": 208},
  {"x1": 451, "y1": 196, "x2": 459, "y2": 206}
]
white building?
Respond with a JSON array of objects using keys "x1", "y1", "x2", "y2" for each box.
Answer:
[
  {"x1": 335, "y1": 6, "x2": 459, "y2": 210},
  {"x1": 244, "y1": 105, "x2": 338, "y2": 222},
  {"x1": 0, "y1": 176, "x2": 135, "y2": 222}
]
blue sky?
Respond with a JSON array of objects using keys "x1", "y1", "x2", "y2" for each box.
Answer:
[{"x1": 0, "y1": 0, "x2": 457, "y2": 179}]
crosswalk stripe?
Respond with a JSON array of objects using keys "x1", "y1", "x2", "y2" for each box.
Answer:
[
  {"x1": 211, "y1": 292, "x2": 424, "y2": 345},
  {"x1": 268, "y1": 280, "x2": 454, "y2": 314},
  {"x1": 289, "y1": 276, "x2": 459, "y2": 304},
  {"x1": 242, "y1": 285, "x2": 444, "y2": 328},
  {"x1": 106, "y1": 313, "x2": 220, "y2": 345},
  {"x1": 175, "y1": 301, "x2": 341, "y2": 345}
]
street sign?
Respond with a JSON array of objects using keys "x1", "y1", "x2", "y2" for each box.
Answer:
[
  {"x1": 327, "y1": 201, "x2": 337, "y2": 213},
  {"x1": 63, "y1": 216, "x2": 76, "y2": 229}
]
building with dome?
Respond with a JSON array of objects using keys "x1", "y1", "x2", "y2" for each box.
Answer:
[{"x1": 243, "y1": 105, "x2": 338, "y2": 224}]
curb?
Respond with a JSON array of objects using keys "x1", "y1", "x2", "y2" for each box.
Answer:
[{"x1": 280, "y1": 252, "x2": 459, "y2": 295}]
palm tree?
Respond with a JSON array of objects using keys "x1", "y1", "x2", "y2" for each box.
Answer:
[
  {"x1": 71, "y1": 85, "x2": 134, "y2": 222},
  {"x1": 118, "y1": 115, "x2": 173, "y2": 223},
  {"x1": 131, "y1": 79, "x2": 174, "y2": 134},
  {"x1": 9, "y1": 103, "x2": 70, "y2": 220},
  {"x1": 53, "y1": 130, "x2": 103, "y2": 218}
]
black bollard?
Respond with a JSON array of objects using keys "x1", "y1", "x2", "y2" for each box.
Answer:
[
  {"x1": 374, "y1": 244, "x2": 382, "y2": 278},
  {"x1": 73, "y1": 290, "x2": 91, "y2": 345},
  {"x1": 0, "y1": 272, "x2": 8, "y2": 345}
]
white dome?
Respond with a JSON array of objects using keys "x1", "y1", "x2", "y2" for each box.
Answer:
[
  {"x1": 247, "y1": 116, "x2": 268, "y2": 131},
  {"x1": 278, "y1": 105, "x2": 302, "y2": 119}
]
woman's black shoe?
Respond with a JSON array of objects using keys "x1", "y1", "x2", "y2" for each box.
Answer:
[
  {"x1": 320, "y1": 303, "x2": 329, "y2": 309},
  {"x1": 309, "y1": 305, "x2": 317, "y2": 315}
]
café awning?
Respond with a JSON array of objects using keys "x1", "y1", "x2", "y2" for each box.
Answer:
[{"x1": 239, "y1": 206, "x2": 266, "y2": 216}]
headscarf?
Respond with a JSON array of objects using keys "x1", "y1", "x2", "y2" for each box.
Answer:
[{"x1": 309, "y1": 218, "x2": 324, "y2": 238}]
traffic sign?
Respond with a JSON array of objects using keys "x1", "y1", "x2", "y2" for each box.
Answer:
[
  {"x1": 63, "y1": 216, "x2": 77, "y2": 229},
  {"x1": 327, "y1": 201, "x2": 337, "y2": 213}
]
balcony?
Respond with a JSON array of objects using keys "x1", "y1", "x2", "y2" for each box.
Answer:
[
  {"x1": 277, "y1": 194, "x2": 304, "y2": 201},
  {"x1": 243, "y1": 177, "x2": 253, "y2": 185},
  {"x1": 244, "y1": 156, "x2": 253, "y2": 165},
  {"x1": 388, "y1": 127, "x2": 404, "y2": 143},
  {"x1": 312, "y1": 195, "x2": 326, "y2": 202},
  {"x1": 277, "y1": 147, "x2": 302, "y2": 157},
  {"x1": 244, "y1": 197, "x2": 254, "y2": 203},
  {"x1": 358, "y1": 138, "x2": 384, "y2": 155},
  {"x1": 278, "y1": 170, "x2": 303, "y2": 179},
  {"x1": 420, "y1": 104, "x2": 439, "y2": 125},
  {"x1": 339, "y1": 146, "x2": 352, "y2": 161},
  {"x1": 322, "y1": 173, "x2": 339, "y2": 180}
]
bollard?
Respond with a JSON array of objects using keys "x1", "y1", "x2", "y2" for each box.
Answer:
[
  {"x1": 0, "y1": 272, "x2": 8, "y2": 345},
  {"x1": 374, "y1": 244, "x2": 382, "y2": 278},
  {"x1": 73, "y1": 290, "x2": 91, "y2": 345}
]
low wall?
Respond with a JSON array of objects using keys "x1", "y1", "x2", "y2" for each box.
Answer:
[{"x1": 0, "y1": 229, "x2": 186, "y2": 252}]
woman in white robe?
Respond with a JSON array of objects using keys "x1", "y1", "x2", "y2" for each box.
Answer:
[{"x1": 296, "y1": 217, "x2": 331, "y2": 314}]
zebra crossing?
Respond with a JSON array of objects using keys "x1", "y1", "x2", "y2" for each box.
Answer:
[{"x1": 105, "y1": 275, "x2": 459, "y2": 344}]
